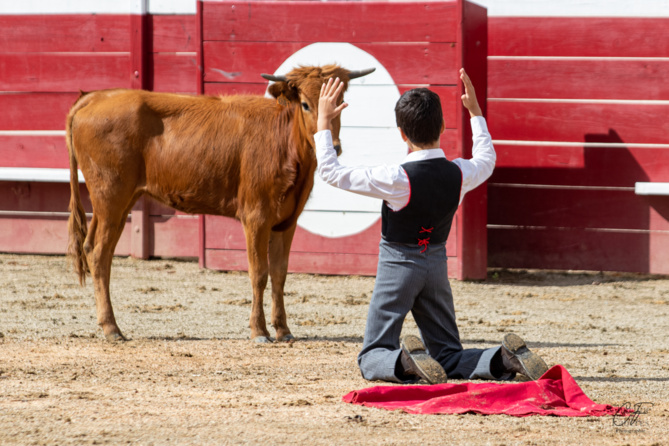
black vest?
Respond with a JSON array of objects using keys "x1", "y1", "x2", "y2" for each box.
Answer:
[{"x1": 381, "y1": 158, "x2": 462, "y2": 247}]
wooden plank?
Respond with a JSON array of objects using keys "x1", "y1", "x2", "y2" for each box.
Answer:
[
  {"x1": 0, "y1": 168, "x2": 80, "y2": 183},
  {"x1": 150, "y1": 214, "x2": 200, "y2": 258},
  {"x1": 205, "y1": 247, "x2": 460, "y2": 277},
  {"x1": 130, "y1": 13, "x2": 150, "y2": 91},
  {"x1": 0, "y1": 14, "x2": 129, "y2": 53},
  {"x1": 203, "y1": 215, "x2": 379, "y2": 254},
  {"x1": 203, "y1": 82, "x2": 267, "y2": 97},
  {"x1": 204, "y1": 248, "x2": 380, "y2": 276},
  {"x1": 490, "y1": 145, "x2": 669, "y2": 187},
  {"x1": 203, "y1": 214, "x2": 455, "y2": 260},
  {"x1": 202, "y1": 1, "x2": 458, "y2": 43},
  {"x1": 489, "y1": 58, "x2": 669, "y2": 101},
  {"x1": 636, "y1": 182, "x2": 669, "y2": 196},
  {"x1": 151, "y1": 15, "x2": 197, "y2": 53},
  {"x1": 0, "y1": 93, "x2": 79, "y2": 130},
  {"x1": 488, "y1": 226, "x2": 669, "y2": 274},
  {"x1": 196, "y1": 0, "x2": 206, "y2": 267},
  {"x1": 488, "y1": 187, "x2": 669, "y2": 231},
  {"x1": 0, "y1": 53, "x2": 131, "y2": 92},
  {"x1": 456, "y1": 0, "x2": 488, "y2": 280},
  {"x1": 0, "y1": 136, "x2": 68, "y2": 168},
  {"x1": 649, "y1": 231, "x2": 669, "y2": 275},
  {"x1": 493, "y1": 144, "x2": 586, "y2": 169},
  {"x1": 0, "y1": 183, "x2": 83, "y2": 213},
  {"x1": 203, "y1": 41, "x2": 459, "y2": 86},
  {"x1": 488, "y1": 101, "x2": 669, "y2": 145},
  {"x1": 0, "y1": 217, "x2": 131, "y2": 256},
  {"x1": 489, "y1": 17, "x2": 669, "y2": 58},
  {"x1": 152, "y1": 53, "x2": 198, "y2": 93}
]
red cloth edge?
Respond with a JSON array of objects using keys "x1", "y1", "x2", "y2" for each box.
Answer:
[{"x1": 342, "y1": 365, "x2": 633, "y2": 417}]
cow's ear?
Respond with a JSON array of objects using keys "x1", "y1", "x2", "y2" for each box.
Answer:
[{"x1": 268, "y1": 82, "x2": 298, "y2": 106}]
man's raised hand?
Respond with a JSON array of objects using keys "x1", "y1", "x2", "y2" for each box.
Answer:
[
  {"x1": 460, "y1": 68, "x2": 482, "y2": 118},
  {"x1": 317, "y1": 77, "x2": 348, "y2": 132}
]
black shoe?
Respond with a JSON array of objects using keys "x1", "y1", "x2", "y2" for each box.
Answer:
[
  {"x1": 501, "y1": 333, "x2": 549, "y2": 380},
  {"x1": 400, "y1": 335, "x2": 447, "y2": 384}
]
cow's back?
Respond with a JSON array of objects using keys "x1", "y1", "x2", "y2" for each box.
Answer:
[{"x1": 69, "y1": 89, "x2": 305, "y2": 220}]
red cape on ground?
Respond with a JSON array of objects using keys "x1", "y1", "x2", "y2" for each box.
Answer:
[{"x1": 343, "y1": 365, "x2": 630, "y2": 417}]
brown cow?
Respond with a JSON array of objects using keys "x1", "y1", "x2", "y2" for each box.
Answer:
[{"x1": 66, "y1": 65, "x2": 374, "y2": 342}]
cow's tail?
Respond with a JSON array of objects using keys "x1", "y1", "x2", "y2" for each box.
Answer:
[{"x1": 66, "y1": 92, "x2": 90, "y2": 285}]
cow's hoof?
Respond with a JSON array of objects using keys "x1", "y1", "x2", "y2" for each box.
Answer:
[
  {"x1": 253, "y1": 336, "x2": 275, "y2": 344},
  {"x1": 105, "y1": 332, "x2": 127, "y2": 342},
  {"x1": 277, "y1": 334, "x2": 295, "y2": 343}
]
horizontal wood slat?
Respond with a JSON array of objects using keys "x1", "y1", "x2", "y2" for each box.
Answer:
[
  {"x1": 0, "y1": 183, "x2": 84, "y2": 213},
  {"x1": 203, "y1": 41, "x2": 459, "y2": 86},
  {"x1": 0, "y1": 15, "x2": 129, "y2": 53},
  {"x1": 0, "y1": 93, "x2": 79, "y2": 130},
  {"x1": 0, "y1": 14, "x2": 196, "y2": 54},
  {"x1": 488, "y1": 226, "x2": 669, "y2": 275},
  {"x1": 151, "y1": 15, "x2": 197, "y2": 53},
  {"x1": 489, "y1": 58, "x2": 669, "y2": 101},
  {"x1": 204, "y1": 215, "x2": 381, "y2": 254},
  {"x1": 492, "y1": 145, "x2": 669, "y2": 185},
  {"x1": 205, "y1": 248, "x2": 460, "y2": 277},
  {"x1": 204, "y1": 248, "x2": 380, "y2": 276},
  {"x1": 488, "y1": 187, "x2": 669, "y2": 231},
  {"x1": 0, "y1": 53, "x2": 131, "y2": 92},
  {"x1": 0, "y1": 136, "x2": 68, "y2": 168},
  {"x1": 202, "y1": 1, "x2": 458, "y2": 43},
  {"x1": 150, "y1": 215, "x2": 199, "y2": 258},
  {"x1": 488, "y1": 101, "x2": 669, "y2": 145},
  {"x1": 203, "y1": 214, "x2": 456, "y2": 261},
  {"x1": 152, "y1": 53, "x2": 197, "y2": 93},
  {"x1": 0, "y1": 217, "x2": 131, "y2": 256},
  {"x1": 488, "y1": 17, "x2": 669, "y2": 58}
]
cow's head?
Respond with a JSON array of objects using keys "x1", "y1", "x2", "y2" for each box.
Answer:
[{"x1": 262, "y1": 65, "x2": 375, "y2": 156}]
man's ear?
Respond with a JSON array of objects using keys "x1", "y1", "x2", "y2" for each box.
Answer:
[
  {"x1": 268, "y1": 82, "x2": 299, "y2": 106},
  {"x1": 440, "y1": 119, "x2": 445, "y2": 134}
]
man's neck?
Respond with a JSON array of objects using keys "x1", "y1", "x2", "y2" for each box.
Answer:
[{"x1": 408, "y1": 142, "x2": 440, "y2": 152}]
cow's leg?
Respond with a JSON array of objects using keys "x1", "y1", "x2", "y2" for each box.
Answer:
[
  {"x1": 269, "y1": 224, "x2": 297, "y2": 342},
  {"x1": 84, "y1": 202, "x2": 135, "y2": 341},
  {"x1": 242, "y1": 221, "x2": 273, "y2": 343}
]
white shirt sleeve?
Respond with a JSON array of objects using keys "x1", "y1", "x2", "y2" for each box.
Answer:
[
  {"x1": 314, "y1": 130, "x2": 410, "y2": 210},
  {"x1": 452, "y1": 116, "x2": 496, "y2": 203}
]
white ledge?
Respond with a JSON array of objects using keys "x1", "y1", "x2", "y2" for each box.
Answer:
[
  {"x1": 0, "y1": 167, "x2": 85, "y2": 183},
  {"x1": 635, "y1": 182, "x2": 669, "y2": 196}
]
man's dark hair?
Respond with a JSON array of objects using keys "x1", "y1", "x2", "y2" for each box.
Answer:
[{"x1": 394, "y1": 88, "x2": 443, "y2": 146}]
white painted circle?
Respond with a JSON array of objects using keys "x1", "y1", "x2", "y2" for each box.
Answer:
[{"x1": 269, "y1": 43, "x2": 406, "y2": 238}]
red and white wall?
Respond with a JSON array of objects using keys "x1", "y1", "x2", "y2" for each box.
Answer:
[
  {"x1": 478, "y1": 0, "x2": 669, "y2": 274},
  {"x1": 0, "y1": 0, "x2": 199, "y2": 259},
  {"x1": 2, "y1": 0, "x2": 668, "y2": 275}
]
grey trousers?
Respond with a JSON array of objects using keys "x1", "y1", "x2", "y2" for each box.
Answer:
[{"x1": 357, "y1": 239, "x2": 500, "y2": 383}]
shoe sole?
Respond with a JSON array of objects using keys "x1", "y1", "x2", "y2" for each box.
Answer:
[
  {"x1": 502, "y1": 333, "x2": 549, "y2": 380},
  {"x1": 401, "y1": 335, "x2": 448, "y2": 384}
]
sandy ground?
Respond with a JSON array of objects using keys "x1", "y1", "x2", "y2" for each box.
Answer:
[{"x1": 1, "y1": 253, "x2": 668, "y2": 445}]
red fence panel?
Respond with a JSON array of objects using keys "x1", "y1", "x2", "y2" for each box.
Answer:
[
  {"x1": 487, "y1": 17, "x2": 669, "y2": 275},
  {"x1": 0, "y1": 11, "x2": 198, "y2": 259},
  {"x1": 199, "y1": 0, "x2": 488, "y2": 279}
]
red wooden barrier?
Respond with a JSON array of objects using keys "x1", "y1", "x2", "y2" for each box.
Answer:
[
  {"x1": 0, "y1": 12, "x2": 198, "y2": 258},
  {"x1": 487, "y1": 17, "x2": 669, "y2": 275},
  {"x1": 4, "y1": 7, "x2": 667, "y2": 277},
  {"x1": 198, "y1": 0, "x2": 489, "y2": 279}
]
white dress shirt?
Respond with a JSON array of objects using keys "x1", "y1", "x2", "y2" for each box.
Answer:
[{"x1": 315, "y1": 116, "x2": 496, "y2": 210}]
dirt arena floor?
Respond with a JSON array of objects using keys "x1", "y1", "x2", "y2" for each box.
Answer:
[{"x1": 1, "y1": 253, "x2": 668, "y2": 445}]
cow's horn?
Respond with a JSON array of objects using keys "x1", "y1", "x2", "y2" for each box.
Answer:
[
  {"x1": 261, "y1": 73, "x2": 287, "y2": 82},
  {"x1": 348, "y1": 68, "x2": 376, "y2": 79}
]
